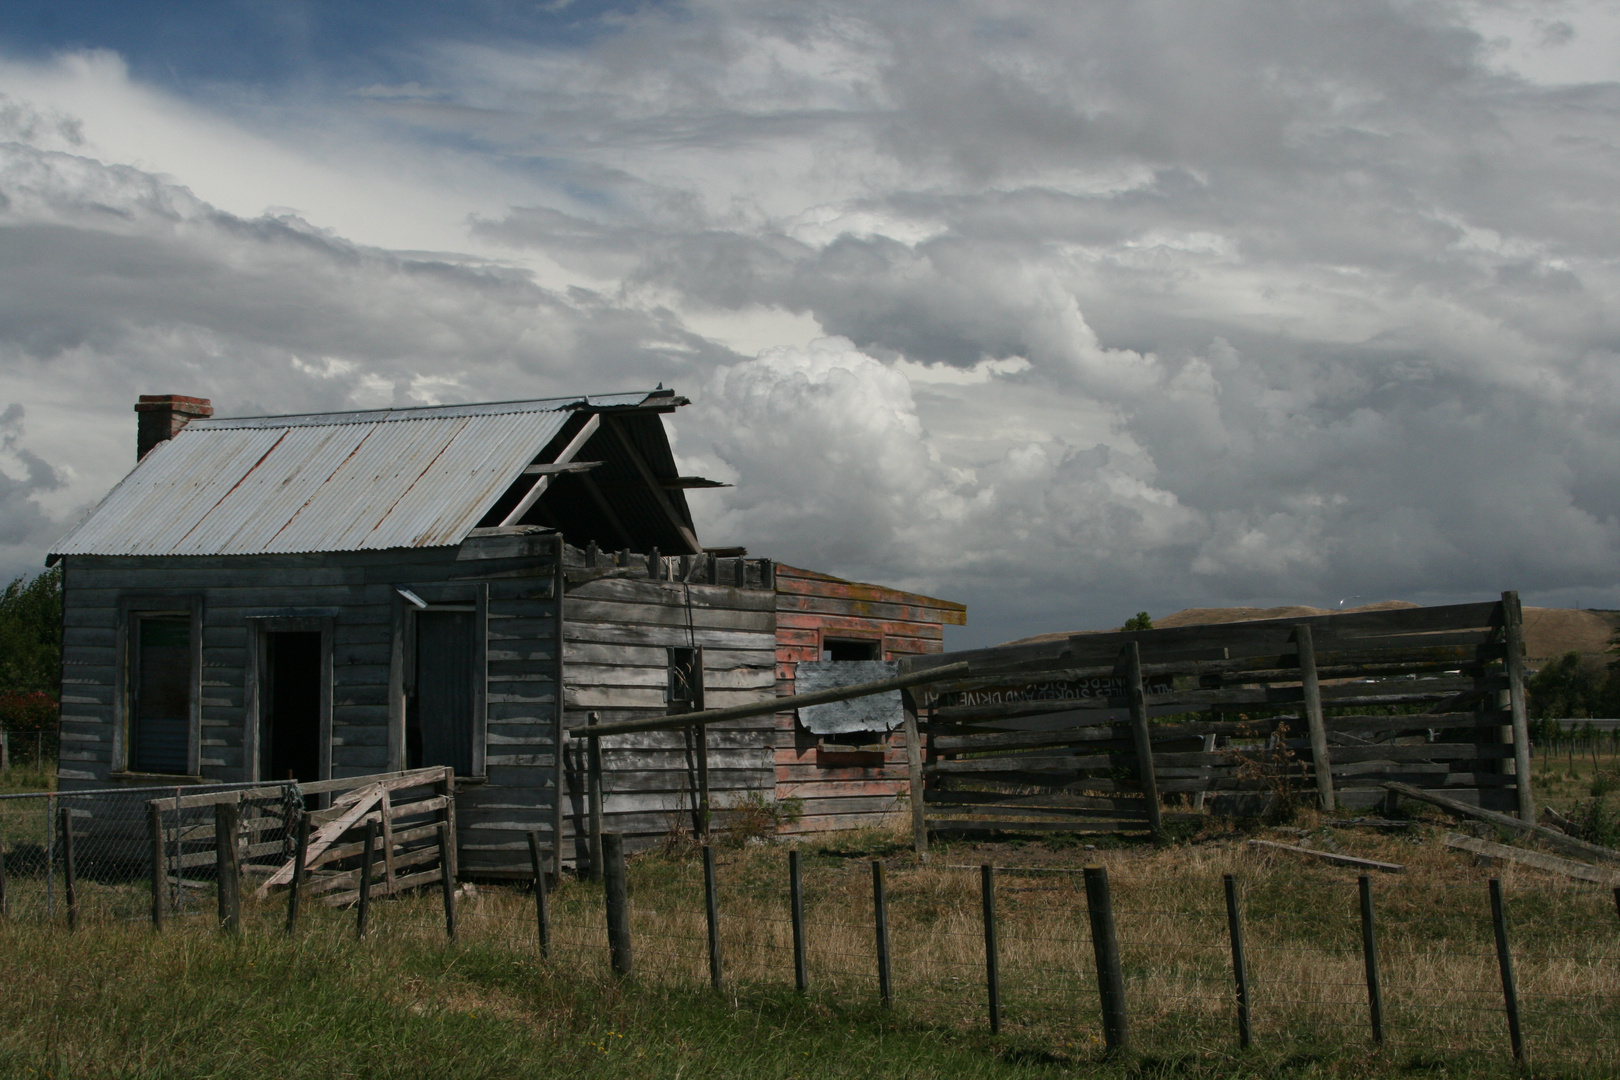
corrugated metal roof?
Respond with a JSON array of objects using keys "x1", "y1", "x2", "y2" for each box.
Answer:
[{"x1": 50, "y1": 395, "x2": 656, "y2": 557}]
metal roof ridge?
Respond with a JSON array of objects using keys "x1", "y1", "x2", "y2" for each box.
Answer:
[{"x1": 189, "y1": 390, "x2": 669, "y2": 430}]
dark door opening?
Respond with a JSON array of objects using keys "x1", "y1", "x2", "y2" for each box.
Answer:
[
  {"x1": 263, "y1": 631, "x2": 322, "y2": 783},
  {"x1": 408, "y1": 610, "x2": 475, "y2": 776}
]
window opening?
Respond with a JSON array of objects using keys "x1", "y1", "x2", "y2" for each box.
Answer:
[
  {"x1": 262, "y1": 631, "x2": 322, "y2": 782},
  {"x1": 409, "y1": 610, "x2": 476, "y2": 776},
  {"x1": 131, "y1": 615, "x2": 191, "y2": 774},
  {"x1": 667, "y1": 646, "x2": 704, "y2": 713},
  {"x1": 822, "y1": 638, "x2": 881, "y2": 662}
]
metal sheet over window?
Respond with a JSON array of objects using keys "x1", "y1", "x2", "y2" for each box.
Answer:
[{"x1": 794, "y1": 660, "x2": 902, "y2": 735}]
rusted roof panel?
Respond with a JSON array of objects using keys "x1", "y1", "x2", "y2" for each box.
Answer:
[{"x1": 50, "y1": 395, "x2": 661, "y2": 557}]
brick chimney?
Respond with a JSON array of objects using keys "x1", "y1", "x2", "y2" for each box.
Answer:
[{"x1": 135, "y1": 395, "x2": 213, "y2": 460}]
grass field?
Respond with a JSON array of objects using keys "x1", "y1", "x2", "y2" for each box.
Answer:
[{"x1": 3, "y1": 802, "x2": 1619, "y2": 1080}]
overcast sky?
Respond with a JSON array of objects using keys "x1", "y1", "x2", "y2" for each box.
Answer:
[{"x1": 1, "y1": 1, "x2": 1618, "y2": 647}]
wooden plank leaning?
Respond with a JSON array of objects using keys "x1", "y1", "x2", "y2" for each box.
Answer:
[
  {"x1": 1247, "y1": 839, "x2": 1405, "y2": 873},
  {"x1": 1381, "y1": 781, "x2": 1620, "y2": 865},
  {"x1": 255, "y1": 781, "x2": 387, "y2": 897},
  {"x1": 1295, "y1": 624, "x2": 1335, "y2": 812},
  {"x1": 1444, "y1": 833, "x2": 1620, "y2": 886},
  {"x1": 903, "y1": 697, "x2": 927, "y2": 857},
  {"x1": 1122, "y1": 642, "x2": 1163, "y2": 842}
]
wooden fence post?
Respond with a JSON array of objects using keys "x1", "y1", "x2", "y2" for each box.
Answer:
[
  {"x1": 1084, "y1": 864, "x2": 1129, "y2": 1053},
  {"x1": 872, "y1": 860, "x2": 893, "y2": 1008},
  {"x1": 1358, "y1": 875, "x2": 1384, "y2": 1046},
  {"x1": 147, "y1": 801, "x2": 166, "y2": 930},
  {"x1": 904, "y1": 699, "x2": 928, "y2": 857},
  {"x1": 703, "y1": 845, "x2": 723, "y2": 990},
  {"x1": 214, "y1": 801, "x2": 240, "y2": 933},
  {"x1": 0, "y1": 730, "x2": 8, "y2": 772},
  {"x1": 1223, "y1": 874, "x2": 1251, "y2": 1049},
  {"x1": 695, "y1": 724, "x2": 712, "y2": 840},
  {"x1": 1501, "y1": 592, "x2": 1536, "y2": 824},
  {"x1": 59, "y1": 805, "x2": 77, "y2": 932},
  {"x1": 982, "y1": 864, "x2": 1001, "y2": 1034},
  {"x1": 286, "y1": 811, "x2": 310, "y2": 934},
  {"x1": 789, "y1": 849, "x2": 807, "y2": 992},
  {"x1": 0, "y1": 836, "x2": 8, "y2": 919},
  {"x1": 1295, "y1": 625, "x2": 1335, "y2": 812},
  {"x1": 437, "y1": 822, "x2": 457, "y2": 941},
  {"x1": 528, "y1": 830, "x2": 551, "y2": 960},
  {"x1": 356, "y1": 819, "x2": 376, "y2": 940},
  {"x1": 603, "y1": 832, "x2": 632, "y2": 978},
  {"x1": 1489, "y1": 878, "x2": 1525, "y2": 1062},
  {"x1": 587, "y1": 711, "x2": 604, "y2": 883},
  {"x1": 1122, "y1": 643, "x2": 1164, "y2": 842}
]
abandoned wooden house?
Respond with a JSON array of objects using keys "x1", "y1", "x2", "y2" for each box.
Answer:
[{"x1": 49, "y1": 391, "x2": 966, "y2": 876}]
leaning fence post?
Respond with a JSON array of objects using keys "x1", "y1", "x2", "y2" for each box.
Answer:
[
  {"x1": 147, "y1": 800, "x2": 166, "y2": 930},
  {"x1": 437, "y1": 822, "x2": 457, "y2": 941},
  {"x1": 1489, "y1": 878, "x2": 1525, "y2": 1062},
  {"x1": 982, "y1": 864, "x2": 1002, "y2": 1034},
  {"x1": 59, "y1": 805, "x2": 77, "y2": 931},
  {"x1": 286, "y1": 811, "x2": 310, "y2": 934},
  {"x1": 789, "y1": 849, "x2": 807, "y2": 992},
  {"x1": 528, "y1": 830, "x2": 551, "y2": 960},
  {"x1": 1501, "y1": 592, "x2": 1536, "y2": 824},
  {"x1": 1084, "y1": 864, "x2": 1129, "y2": 1053},
  {"x1": 215, "y1": 800, "x2": 241, "y2": 934},
  {"x1": 904, "y1": 700, "x2": 928, "y2": 857},
  {"x1": 356, "y1": 819, "x2": 376, "y2": 940},
  {"x1": 872, "y1": 860, "x2": 893, "y2": 1008},
  {"x1": 587, "y1": 711, "x2": 604, "y2": 883},
  {"x1": 1122, "y1": 642, "x2": 1164, "y2": 842},
  {"x1": 1358, "y1": 875, "x2": 1384, "y2": 1046},
  {"x1": 1223, "y1": 874, "x2": 1251, "y2": 1049},
  {"x1": 703, "y1": 845, "x2": 723, "y2": 990},
  {"x1": 603, "y1": 832, "x2": 633, "y2": 978}
]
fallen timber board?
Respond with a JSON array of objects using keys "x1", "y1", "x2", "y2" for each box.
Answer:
[
  {"x1": 923, "y1": 790, "x2": 1149, "y2": 811},
  {"x1": 1382, "y1": 781, "x2": 1620, "y2": 865},
  {"x1": 1247, "y1": 838, "x2": 1405, "y2": 873},
  {"x1": 921, "y1": 803, "x2": 1155, "y2": 822},
  {"x1": 1443, "y1": 833, "x2": 1620, "y2": 885}
]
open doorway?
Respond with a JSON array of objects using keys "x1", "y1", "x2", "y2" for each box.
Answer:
[
  {"x1": 262, "y1": 631, "x2": 322, "y2": 782},
  {"x1": 408, "y1": 609, "x2": 476, "y2": 777}
]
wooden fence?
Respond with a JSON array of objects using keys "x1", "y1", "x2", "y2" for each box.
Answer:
[{"x1": 905, "y1": 592, "x2": 1533, "y2": 842}]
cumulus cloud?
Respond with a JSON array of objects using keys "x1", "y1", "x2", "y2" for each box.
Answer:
[{"x1": 4, "y1": 1, "x2": 1620, "y2": 640}]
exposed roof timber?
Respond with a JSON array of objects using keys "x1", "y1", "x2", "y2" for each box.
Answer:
[
  {"x1": 604, "y1": 414, "x2": 702, "y2": 554},
  {"x1": 597, "y1": 476, "x2": 731, "y2": 490},
  {"x1": 523, "y1": 460, "x2": 603, "y2": 476},
  {"x1": 499, "y1": 414, "x2": 601, "y2": 527},
  {"x1": 578, "y1": 472, "x2": 636, "y2": 549}
]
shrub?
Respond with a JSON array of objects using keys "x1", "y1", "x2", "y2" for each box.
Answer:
[{"x1": 0, "y1": 690, "x2": 57, "y2": 733}]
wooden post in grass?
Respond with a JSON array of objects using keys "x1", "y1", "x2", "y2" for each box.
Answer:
[
  {"x1": 872, "y1": 860, "x2": 893, "y2": 1008},
  {"x1": 356, "y1": 819, "x2": 376, "y2": 940},
  {"x1": 703, "y1": 845, "x2": 723, "y2": 990},
  {"x1": 214, "y1": 801, "x2": 240, "y2": 934},
  {"x1": 1122, "y1": 643, "x2": 1164, "y2": 842},
  {"x1": 1358, "y1": 875, "x2": 1384, "y2": 1046},
  {"x1": 587, "y1": 711, "x2": 604, "y2": 883},
  {"x1": 437, "y1": 823, "x2": 457, "y2": 941},
  {"x1": 1223, "y1": 874, "x2": 1251, "y2": 1049},
  {"x1": 59, "y1": 805, "x2": 77, "y2": 931},
  {"x1": 789, "y1": 850, "x2": 807, "y2": 992},
  {"x1": 1489, "y1": 879, "x2": 1525, "y2": 1062},
  {"x1": 528, "y1": 830, "x2": 551, "y2": 960},
  {"x1": 982, "y1": 864, "x2": 1002, "y2": 1034},
  {"x1": 1084, "y1": 864, "x2": 1128, "y2": 1053},
  {"x1": 1502, "y1": 592, "x2": 1536, "y2": 824},
  {"x1": 904, "y1": 699, "x2": 928, "y2": 857},
  {"x1": 147, "y1": 801, "x2": 165, "y2": 930},
  {"x1": 1295, "y1": 624, "x2": 1335, "y2": 812},
  {"x1": 0, "y1": 836, "x2": 8, "y2": 919},
  {"x1": 1613, "y1": 886, "x2": 1620, "y2": 929},
  {"x1": 603, "y1": 832, "x2": 632, "y2": 978},
  {"x1": 286, "y1": 811, "x2": 310, "y2": 934}
]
